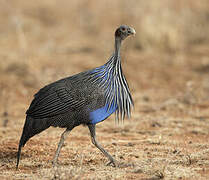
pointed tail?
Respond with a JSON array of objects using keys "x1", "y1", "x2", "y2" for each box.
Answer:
[
  {"x1": 16, "y1": 128, "x2": 28, "y2": 169},
  {"x1": 16, "y1": 142, "x2": 22, "y2": 169},
  {"x1": 16, "y1": 116, "x2": 50, "y2": 169}
]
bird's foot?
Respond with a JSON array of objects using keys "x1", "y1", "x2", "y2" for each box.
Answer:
[
  {"x1": 52, "y1": 160, "x2": 59, "y2": 167},
  {"x1": 106, "y1": 160, "x2": 134, "y2": 168},
  {"x1": 106, "y1": 159, "x2": 119, "y2": 167}
]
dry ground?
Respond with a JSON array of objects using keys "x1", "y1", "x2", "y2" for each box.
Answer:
[{"x1": 0, "y1": 0, "x2": 209, "y2": 179}]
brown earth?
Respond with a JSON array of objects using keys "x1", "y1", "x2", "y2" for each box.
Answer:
[{"x1": 0, "y1": 0, "x2": 209, "y2": 179}]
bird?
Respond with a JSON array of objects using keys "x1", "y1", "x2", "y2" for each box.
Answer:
[{"x1": 16, "y1": 25, "x2": 135, "y2": 169}]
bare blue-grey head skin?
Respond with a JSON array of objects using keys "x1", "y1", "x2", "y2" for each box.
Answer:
[
  {"x1": 115, "y1": 25, "x2": 136, "y2": 56},
  {"x1": 16, "y1": 25, "x2": 136, "y2": 169},
  {"x1": 115, "y1": 25, "x2": 136, "y2": 40}
]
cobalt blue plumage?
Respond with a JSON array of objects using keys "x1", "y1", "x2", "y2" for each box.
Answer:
[
  {"x1": 17, "y1": 25, "x2": 136, "y2": 168},
  {"x1": 90, "y1": 102, "x2": 117, "y2": 124}
]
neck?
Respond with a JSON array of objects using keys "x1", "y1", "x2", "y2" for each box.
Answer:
[
  {"x1": 114, "y1": 37, "x2": 122, "y2": 57},
  {"x1": 105, "y1": 37, "x2": 122, "y2": 67}
]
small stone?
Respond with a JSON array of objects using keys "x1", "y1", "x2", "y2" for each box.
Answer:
[
  {"x1": 173, "y1": 149, "x2": 177, "y2": 154},
  {"x1": 133, "y1": 168, "x2": 143, "y2": 173}
]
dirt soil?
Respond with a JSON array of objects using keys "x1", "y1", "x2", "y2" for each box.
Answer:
[{"x1": 0, "y1": 1, "x2": 209, "y2": 179}]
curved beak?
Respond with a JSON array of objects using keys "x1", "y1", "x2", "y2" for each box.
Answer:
[{"x1": 128, "y1": 27, "x2": 136, "y2": 36}]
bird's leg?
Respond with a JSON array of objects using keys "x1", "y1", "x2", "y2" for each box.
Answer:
[
  {"x1": 52, "y1": 129, "x2": 71, "y2": 166},
  {"x1": 88, "y1": 124, "x2": 118, "y2": 167}
]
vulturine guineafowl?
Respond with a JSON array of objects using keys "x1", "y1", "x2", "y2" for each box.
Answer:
[{"x1": 16, "y1": 25, "x2": 136, "y2": 169}]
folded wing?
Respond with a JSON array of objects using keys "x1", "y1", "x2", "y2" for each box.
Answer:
[{"x1": 26, "y1": 81, "x2": 85, "y2": 118}]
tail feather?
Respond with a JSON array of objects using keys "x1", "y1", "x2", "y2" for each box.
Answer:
[
  {"x1": 16, "y1": 144, "x2": 22, "y2": 169},
  {"x1": 16, "y1": 116, "x2": 50, "y2": 169}
]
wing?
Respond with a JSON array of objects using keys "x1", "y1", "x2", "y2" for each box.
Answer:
[{"x1": 26, "y1": 80, "x2": 85, "y2": 119}]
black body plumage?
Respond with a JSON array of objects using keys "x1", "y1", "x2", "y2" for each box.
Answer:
[{"x1": 16, "y1": 25, "x2": 136, "y2": 168}]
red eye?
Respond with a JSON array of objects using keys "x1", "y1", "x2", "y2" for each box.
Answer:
[{"x1": 121, "y1": 27, "x2": 125, "y2": 31}]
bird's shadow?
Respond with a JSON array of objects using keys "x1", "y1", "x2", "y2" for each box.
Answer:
[
  {"x1": 0, "y1": 148, "x2": 17, "y2": 170},
  {"x1": 0, "y1": 150, "x2": 17, "y2": 160},
  {"x1": 0, "y1": 145, "x2": 18, "y2": 162},
  {"x1": 0, "y1": 143, "x2": 32, "y2": 171},
  {"x1": 0, "y1": 148, "x2": 47, "y2": 171}
]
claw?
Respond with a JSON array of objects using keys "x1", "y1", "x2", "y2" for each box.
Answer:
[
  {"x1": 106, "y1": 159, "x2": 119, "y2": 167},
  {"x1": 52, "y1": 160, "x2": 58, "y2": 167},
  {"x1": 106, "y1": 160, "x2": 134, "y2": 168}
]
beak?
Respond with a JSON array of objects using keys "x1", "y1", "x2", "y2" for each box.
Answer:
[{"x1": 128, "y1": 27, "x2": 136, "y2": 36}]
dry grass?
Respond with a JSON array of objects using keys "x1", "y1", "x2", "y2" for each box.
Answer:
[{"x1": 0, "y1": 0, "x2": 209, "y2": 179}]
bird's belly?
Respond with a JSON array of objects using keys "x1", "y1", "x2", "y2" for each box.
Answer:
[{"x1": 89, "y1": 104, "x2": 117, "y2": 124}]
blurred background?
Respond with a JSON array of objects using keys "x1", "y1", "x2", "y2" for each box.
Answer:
[
  {"x1": 0, "y1": 0, "x2": 209, "y2": 117},
  {"x1": 0, "y1": 0, "x2": 209, "y2": 179}
]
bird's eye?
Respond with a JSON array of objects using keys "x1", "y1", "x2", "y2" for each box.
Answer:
[{"x1": 121, "y1": 27, "x2": 126, "y2": 31}]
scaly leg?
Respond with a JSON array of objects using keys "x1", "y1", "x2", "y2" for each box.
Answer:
[
  {"x1": 52, "y1": 129, "x2": 71, "y2": 166},
  {"x1": 88, "y1": 124, "x2": 118, "y2": 167}
]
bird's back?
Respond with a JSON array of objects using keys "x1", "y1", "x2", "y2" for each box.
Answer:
[{"x1": 26, "y1": 69, "x2": 111, "y2": 126}]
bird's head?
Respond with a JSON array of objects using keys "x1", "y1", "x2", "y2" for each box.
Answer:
[{"x1": 115, "y1": 25, "x2": 136, "y2": 41}]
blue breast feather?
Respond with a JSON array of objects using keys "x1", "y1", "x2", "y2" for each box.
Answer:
[
  {"x1": 89, "y1": 65, "x2": 117, "y2": 124},
  {"x1": 90, "y1": 102, "x2": 117, "y2": 124}
]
